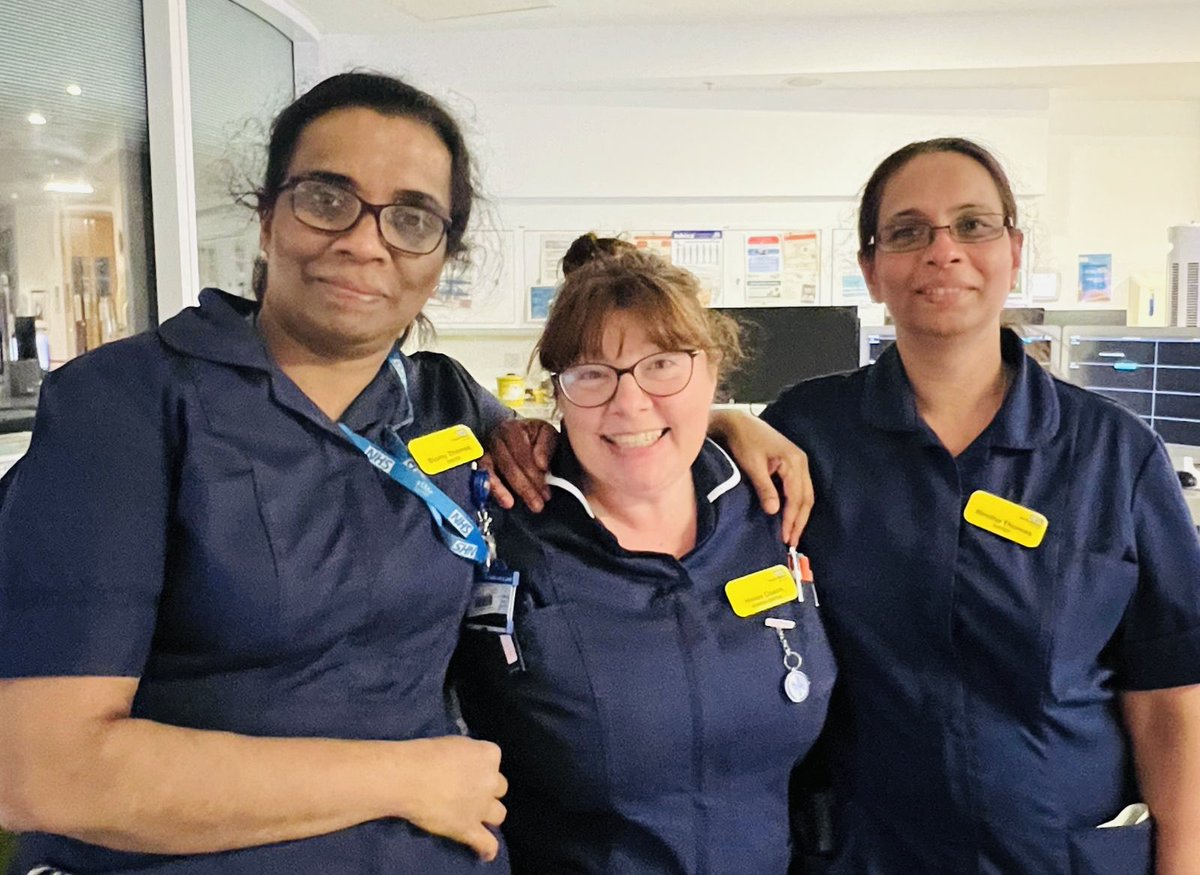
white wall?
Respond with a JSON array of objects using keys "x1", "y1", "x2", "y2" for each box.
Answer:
[
  {"x1": 1042, "y1": 97, "x2": 1200, "y2": 310},
  {"x1": 318, "y1": 5, "x2": 1200, "y2": 388}
]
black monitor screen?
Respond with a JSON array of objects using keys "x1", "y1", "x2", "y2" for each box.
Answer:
[{"x1": 714, "y1": 306, "x2": 861, "y2": 404}]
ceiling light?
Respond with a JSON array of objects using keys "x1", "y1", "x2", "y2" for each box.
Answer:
[
  {"x1": 43, "y1": 180, "x2": 94, "y2": 195},
  {"x1": 9, "y1": 193, "x2": 17, "y2": 200},
  {"x1": 66, "y1": 84, "x2": 82, "y2": 96},
  {"x1": 784, "y1": 76, "x2": 822, "y2": 89},
  {"x1": 27, "y1": 112, "x2": 47, "y2": 125}
]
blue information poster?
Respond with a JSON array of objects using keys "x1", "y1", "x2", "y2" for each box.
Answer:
[{"x1": 1078, "y1": 253, "x2": 1113, "y2": 302}]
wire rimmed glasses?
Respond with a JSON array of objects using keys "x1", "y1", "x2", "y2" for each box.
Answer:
[{"x1": 870, "y1": 211, "x2": 1012, "y2": 253}]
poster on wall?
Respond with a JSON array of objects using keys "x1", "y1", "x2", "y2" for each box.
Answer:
[
  {"x1": 831, "y1": 229, "x2": 870, "y2": 305},
  {"x1": 537, "y1": 233, "x2": 575, "y2": 286},
  {"x1": 527, "y1": 285, "x2": 557, "y2": 322},
  {"x1": 671, "y1": 230, "x2": 724, "y2": 305},
  {"x1": 425, "y1": 230, "x2": 518, "y2": 327},
  {"x1": 744, "y1": 234, "x2": 784, "y2": 301},
  {"x1": 1078, "y1": 253, "x2": 1113, "y2": 303},
  {"x1": 631, "y1": 231, "x2": 673, "y2": 262},
  {"x1": 781, "y1": 231, "x2": 820, "y2": 304},
  {"x1": 743, "y1": 231, "x2": 821, "y2": 304}
]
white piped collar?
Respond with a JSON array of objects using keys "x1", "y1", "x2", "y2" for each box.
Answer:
[{"x1": 548, "y1": 437, "x2": 741, "y2": 517}]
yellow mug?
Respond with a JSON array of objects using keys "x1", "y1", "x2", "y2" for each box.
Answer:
[{"x1": 496, "y1": 373, "x2": 525, "y2": 408}]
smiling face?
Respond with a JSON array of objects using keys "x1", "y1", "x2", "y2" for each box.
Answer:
[
  {"x1": 860, "y1": 150, "x2": 1023, "y2": 344},
  {"x1": 560, "y1": 310, "x2": 717, "y2": 505},
  {"x1": 258, "y1": 106, "x2": 453, "y2": 358}
]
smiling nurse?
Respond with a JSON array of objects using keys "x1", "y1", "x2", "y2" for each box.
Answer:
[
  {"x1": 762, "y1": 138, "x2": 1200, "y2": 874},
  {"x1": 458, "y1": 235, "x2": 834, "y2": 874},
  {"x1": 0, "y1": 74, "x2": 512, "y2": 873}
]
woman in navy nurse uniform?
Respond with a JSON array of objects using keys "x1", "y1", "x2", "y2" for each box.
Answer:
[
  {"x1": 0, "y1": 73, "x2": 513, "y2": 872},
  {"x1": 457, "y1": 235, "x2": 835, "y2": 874},
  {"x1": 762, "y1": 139, "x2": 1200, "y2": 874}
]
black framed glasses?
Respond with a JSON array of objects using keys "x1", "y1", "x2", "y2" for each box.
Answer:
[
  {"x1": 554, "y1": 350, "x2": 700, "y2": 408},
  {"x1": 870, "y1": 211, "x2": 1012, "y2": 253},
  {"x1": 280, "y1": 178, "x2": 451, "y2": 256}
]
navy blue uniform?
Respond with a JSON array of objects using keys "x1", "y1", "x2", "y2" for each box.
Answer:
[
  {"x1": 457, "y1": 439, "x2": 835, "y2": 874},
  {"x1": 0, "y1": 289, "x2": 511, "y2": 874},
  {"x1": 762, "y1": 328, "x2": 1200, "y2": 875}
]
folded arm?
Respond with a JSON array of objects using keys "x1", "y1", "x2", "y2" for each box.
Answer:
[{"x1": 0, "y1": 676, "x2": 507, "y2": 860}]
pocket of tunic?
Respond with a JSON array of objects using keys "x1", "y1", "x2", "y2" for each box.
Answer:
[
  {"x1": 513, "y1": 602, "x2": 575, "y2": 674},
  {"x1": 1067, "y1": 822, "x2": 1153, "y2": 875}
]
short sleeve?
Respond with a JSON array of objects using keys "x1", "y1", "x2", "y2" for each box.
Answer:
[
  {"x1": 1113, "y1": 439, "x2": 1200, "y2": 690},
  {"x1": 0, "y1": 341, "x2": 174, "y2": 679}
]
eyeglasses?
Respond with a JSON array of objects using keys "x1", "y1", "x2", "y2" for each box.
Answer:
[
  {"x1": 870, "y1": 212, "x2": 1012, "y2": 253},
  {"x1": 280, "y1": 178, "x2": 451, "y2": 256},
  {"x1": 554, "y1": 350, "x2": 700, "y2": 408}
]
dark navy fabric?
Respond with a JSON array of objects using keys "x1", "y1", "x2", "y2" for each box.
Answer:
[
  {"x1": 457, "y1": 438, "x2": 835, "y2": 874},
  {"x1": 761, "y1": 328, "x2": 1200, "y2": 875},
  {"x1": 0, "y1": 288, "x2": 512, "y2": 874}
]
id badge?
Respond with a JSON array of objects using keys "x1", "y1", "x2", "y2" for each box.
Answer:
[{"x1": 465, "y1": 565, "x2": 520, "y2": 635}]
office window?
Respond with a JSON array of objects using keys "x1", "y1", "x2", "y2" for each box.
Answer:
[
  {"x1": 0, "y1": 0, "x2": 153, "y2": 379},
  {"x1": 189, "y1": 0, "x2": 294, "y2": 299}
]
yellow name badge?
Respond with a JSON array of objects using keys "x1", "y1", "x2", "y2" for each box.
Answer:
[
  {"x1": 407, "y1": 425, "x2": 484, "y2": 475},
  {"x1": 725, "y1": 565, "x2": 799, "y2": 618},
  {"x1": 963, "y1": 490, "x2": 1049, "y2": 549}
]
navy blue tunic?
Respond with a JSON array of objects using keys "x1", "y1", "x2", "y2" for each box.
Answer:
[
  {"x1": 457, "y1": 439, "x2": 835, "y2": 874},
  {"x1": 0, "y1": 289, "x2": 512, "y2": 874},
  {"x1": 761, "y1": 329, "x2": 1200, "y2": 875}
]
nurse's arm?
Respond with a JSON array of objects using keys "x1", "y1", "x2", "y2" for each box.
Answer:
[
  {"x1": 0, "y1": 676, "x2": 508, "y2": 860},
  {"x1": 707, "y1": 410, "x2": 814, "y2": 546},
  {"x1": 484, "y1": 417, "x2": 557, "y2": 511},
  {"x1": 1121, "y1": 684, "x2": 1200, "y2": 875}
]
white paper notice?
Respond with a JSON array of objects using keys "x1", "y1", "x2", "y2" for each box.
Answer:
[{"x1": 671, "y1": 230, "x2": 724, "y2": 305}]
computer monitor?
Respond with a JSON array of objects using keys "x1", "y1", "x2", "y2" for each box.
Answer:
[{"x1": 713, "y1": 306, "x2": 861, "y2": 404}]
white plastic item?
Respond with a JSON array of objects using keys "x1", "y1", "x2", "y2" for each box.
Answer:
[
  {"x1": 1097, "y1": 803, "x2": 1150, "y2": 828},
  {"x1": 1167, "y1": 225, "x2": 1200, "y2": 327}
]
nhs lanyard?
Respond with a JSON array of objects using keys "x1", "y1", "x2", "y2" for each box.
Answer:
[{"x1": 337, "y1": 355, "x2": 489, "y2": 565}]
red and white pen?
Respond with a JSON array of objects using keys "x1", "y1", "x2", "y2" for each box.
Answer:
[{"x1": 787, "y1": 548, "x2": 820, "y2": 607}]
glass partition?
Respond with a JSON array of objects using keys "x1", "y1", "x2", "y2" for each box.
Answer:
[
  {"x1": 0, "y1": 0, "x2": 153, "y2": 393},
  {"x1": 188, "y1": 0, "x2": 294, "y2": 299}
]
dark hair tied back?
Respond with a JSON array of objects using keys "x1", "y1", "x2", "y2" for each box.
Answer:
[
  {"x1": 561, "y1": 233, "x2": 637, "y2": 277},
  {"x1": 250, "y1": 71, "x2": 477, "y2": 300},
  {"x1": 857, "y1": 137, "x2": 1018, "y2": 257}
]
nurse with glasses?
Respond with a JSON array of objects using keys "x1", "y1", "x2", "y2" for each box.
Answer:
[
  {"x1": 456, "y1": 234, "x2": 834, "y2": 874},
  {"x1": 761, "y1": 138, "x2": 1200, "y2": 874},
  {"x1": 0, "y1": 72, "x2": 514, "y2": 874}
]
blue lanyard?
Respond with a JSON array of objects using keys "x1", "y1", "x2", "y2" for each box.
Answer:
[{"x1": 338, "y1": 355, "x2": 489, "y2": 566}]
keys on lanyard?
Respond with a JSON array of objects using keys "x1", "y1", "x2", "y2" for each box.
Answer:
[
  {"x1": 765, "y1": 617, "x2": 811, "y2": 704},
  {"x1": 471, "y1": 467, "x2": 498, "y2": 571},
  {"x1": 464, "y1": 468, "x2": 523, "y2": 669}
]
